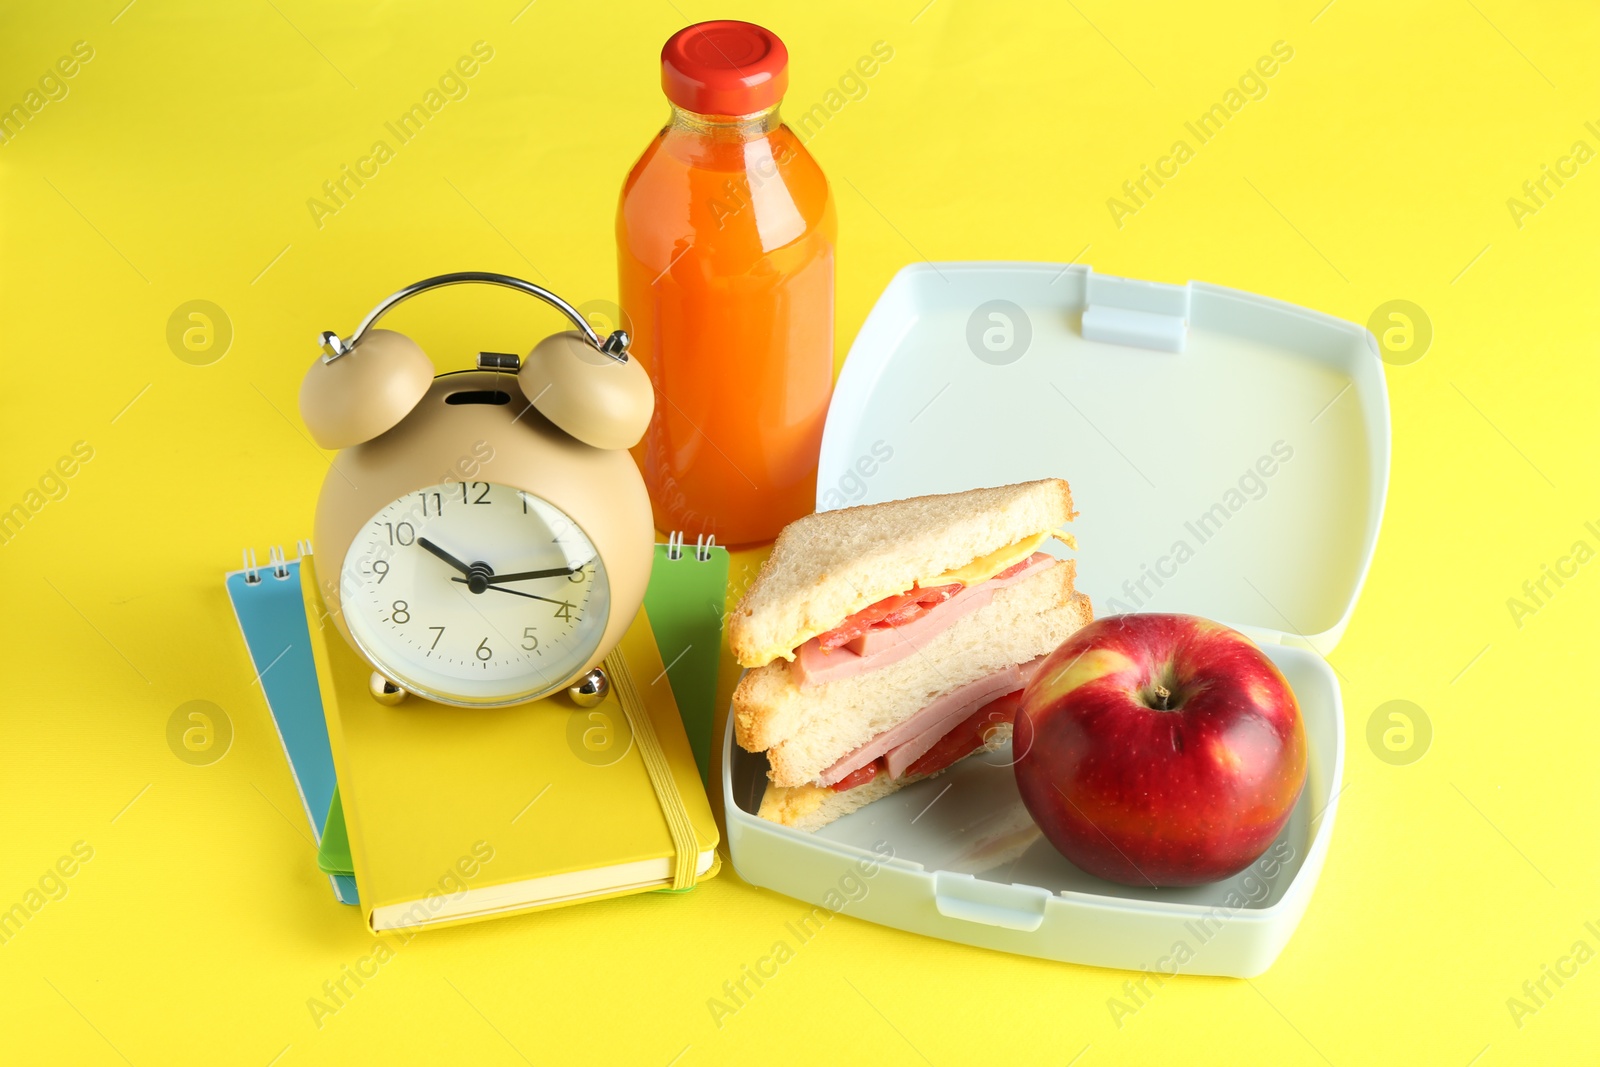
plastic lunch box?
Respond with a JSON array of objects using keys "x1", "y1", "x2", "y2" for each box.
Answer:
[{"x1": 721, "y1": 264, "x2": 1389, "y2": 977}]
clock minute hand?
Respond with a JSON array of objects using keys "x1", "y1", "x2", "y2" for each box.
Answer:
[
  {"x1": 417, "y1": 537, "x2": 473, "y2": 577},
  {"x1": 451, "y1": 578, "x2": 569, "y2": 606},
  {"x1": 484, "y1": 565, "x2": 579, "y2": 584}
]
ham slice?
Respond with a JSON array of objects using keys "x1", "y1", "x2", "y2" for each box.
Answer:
[
  {"x1": 817, "y1": 656, "x2": 1046, "y2": 786},
  {"x1": 792, "y1": 553, "x2": 1056, "y2": 688}
]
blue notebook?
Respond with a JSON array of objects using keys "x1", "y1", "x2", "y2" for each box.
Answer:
[{"x1": 226, "y1": 545, "x2": 359, "y2": 906}]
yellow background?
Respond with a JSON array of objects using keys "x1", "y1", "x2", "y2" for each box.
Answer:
[{"x1": 2, "y1": 1, "x2": 1597, "y2": 1063}]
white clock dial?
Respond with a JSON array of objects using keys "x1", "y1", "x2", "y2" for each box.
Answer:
[{"x1": 338, "y1": 482, "x2": 611, "y2": 706}]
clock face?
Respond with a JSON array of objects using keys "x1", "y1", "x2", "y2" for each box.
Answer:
[{"x1": 338, "y1": 481, "x2": 611, "y2": 706}]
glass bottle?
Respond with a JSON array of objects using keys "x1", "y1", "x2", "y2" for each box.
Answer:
[{"x1": 618, "y1": 20, "x2": 835, "y2": 546}]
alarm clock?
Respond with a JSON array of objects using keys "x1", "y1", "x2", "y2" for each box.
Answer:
[{"x1": 298, "y1": 271, "x2": 655, "y2": 709}]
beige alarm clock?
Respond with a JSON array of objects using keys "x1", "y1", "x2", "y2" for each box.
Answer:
[{"x1": 299, "y1": 272, "x2": 655, "y2": 709}]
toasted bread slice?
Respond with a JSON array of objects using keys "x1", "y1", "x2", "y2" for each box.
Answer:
[
  {"x1": 756, "y1": 725, "x2": 1013, "y2": 831},
  {"x1": 729, "y1": 479, "x2": 1075, "y2": 668},
  {"x1": 736, "y1": 564, "x2": 1091, "y2": 787},
  {"x1": 757, "y1": 768, "x2": 927, "y2": 831}
]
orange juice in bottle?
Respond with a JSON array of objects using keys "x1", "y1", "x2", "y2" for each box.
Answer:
[{"x1": 618, "y1": 21, "x2": 835, "y2": 546}]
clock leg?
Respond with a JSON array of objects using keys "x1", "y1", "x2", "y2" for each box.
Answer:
[
  {"x1": 568, "y1": 668, "x2": 609, "y2": 708},
  {"x1": 369, "y1": 672, "x2": 408, "y2": 706}
]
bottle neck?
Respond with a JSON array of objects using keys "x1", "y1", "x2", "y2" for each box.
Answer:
[{"x1": 667, "y1": 104, "x2": 781, "y2": 141}]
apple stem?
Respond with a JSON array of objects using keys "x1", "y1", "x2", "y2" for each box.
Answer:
[{"x1": 1152, "y1": 683, "x2": 1173, "y2": 711}]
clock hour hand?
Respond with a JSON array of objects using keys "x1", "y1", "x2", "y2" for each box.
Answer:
[
  {"x1": 417, "y1": 537, "x2": 473, "y2": 577},
  {"x1": 451, "y1": 578, "x2": 570, "y2": 607},
  {"x1": 484, "y1": 564, "x2": 579, "y2": 584}
]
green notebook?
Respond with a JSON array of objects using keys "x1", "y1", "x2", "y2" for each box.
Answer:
[
  {"x1": 642, "y1": 536, "x2": 730, "y2": 784},
  {"x1": 317, "y1": 789, "x2": 354, "y2": 876},
  {"x1": 316, "y1": 537, "x2": 730, "y2": 877}
]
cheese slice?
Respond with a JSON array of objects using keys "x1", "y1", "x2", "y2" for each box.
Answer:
[{"x1": 925, "y1": 532, "x2": 1049, "y2": 588}]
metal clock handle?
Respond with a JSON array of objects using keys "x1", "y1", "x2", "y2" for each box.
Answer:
[{"x1": 318, "y1": 271, "x2": 631, "y2": 365}]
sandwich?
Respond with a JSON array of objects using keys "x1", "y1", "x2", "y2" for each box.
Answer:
[{"x1": 730, "y1": 479, "x2": 1092, "y2": 831}]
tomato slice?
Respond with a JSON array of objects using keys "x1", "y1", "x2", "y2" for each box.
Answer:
[
  {"x1": 815, "y1": 582, "x2": 964, "y2": 651},
  {"x1": 829, "y1": 688, "x2": 1026, "y2": 793},
  {"x1": 991, "y1": 556, "x2": 1035, "y2": 582},
  {"x1": 904, "y1": 689, "x2": 1024, "y2": 779},
  {"x1": 877, "y1": 584, "x2": 963, "y2": 627},
  {"x1": 830, "y1": 760, "x2": 883, "y2": 792},
  {"x1": 813, "y1": 554, "x2": 1047, "y2": 654}
]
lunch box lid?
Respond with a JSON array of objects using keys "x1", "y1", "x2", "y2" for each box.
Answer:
[{"x1": 814, "y1": 263, "x2": 1390, "y2": 652}]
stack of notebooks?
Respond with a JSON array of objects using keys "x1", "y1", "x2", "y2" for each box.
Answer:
[{"x1": 227, "y1": 538, "x2": 729, "y2": 932}]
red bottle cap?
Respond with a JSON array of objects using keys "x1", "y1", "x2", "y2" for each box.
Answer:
[{"x1": 661, "y1": 21, "x2": 788, "y2": 116}]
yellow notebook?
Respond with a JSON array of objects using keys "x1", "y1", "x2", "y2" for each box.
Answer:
[{"x1": 301, "y1": 560, "x2": 720, "y2": 933}]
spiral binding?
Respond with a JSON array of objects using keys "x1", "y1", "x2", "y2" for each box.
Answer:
[
  {"x1": 241, "y1": 542, "x2": 313, "y2": 584},
  {"x1": 665, "y1": 532, "x2": 716, "y2": 562}
]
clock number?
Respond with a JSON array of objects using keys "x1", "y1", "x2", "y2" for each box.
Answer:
[
  {"x1": 553, "y1": 600, "x2": 575, "y2": 621},
  {"x1": 428, "y1": 626, "x2": 445, "y2": 650},
  {"x1": 476, "y1": 637, "x2": 493, "y2": 661},
  {"x1": 385, "y1": 522, "x2": 415, "y2": 546},
  {"x1": 521, "y1": 627, "x2": 539, "y2": 651},
  {"x1": 371, "y1": 560, "x2": 389, "y2": 583},
  {"x1": 391, "y1": 600, "x2": 410, "y2": 624},
  {"x1": 461, "y1": 481, "x2": 490, "y2": 505},
  {"x1": 417, "y1": 491, "x2": 443, "y2": 516},
  {"x1": 567, "y1": 565, "x2": 588, "y2": 584}
]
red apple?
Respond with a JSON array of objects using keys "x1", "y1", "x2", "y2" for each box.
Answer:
[{"x1": 1013, "y1": 613, "x2": 1306, "y2": 887}]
